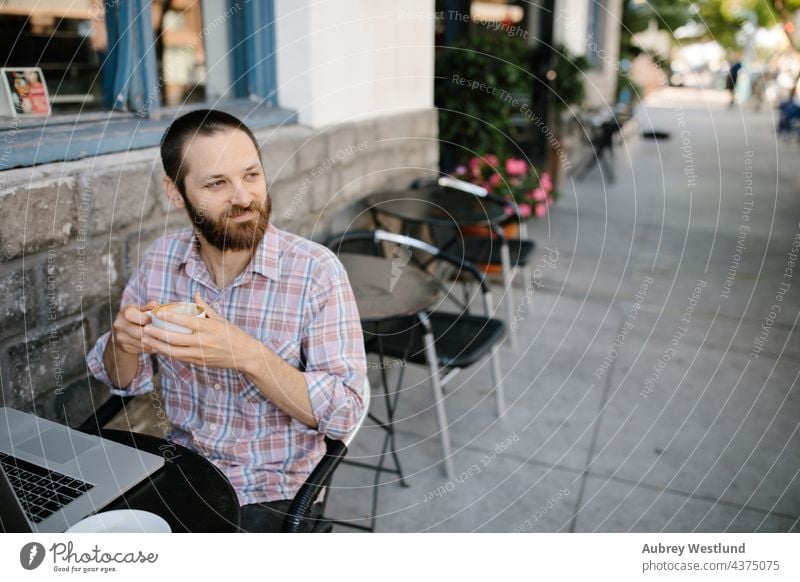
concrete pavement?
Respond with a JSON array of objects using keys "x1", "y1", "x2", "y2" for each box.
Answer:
[{"x1": 326, "y1": 87, "x2": 800, "y2": 532}]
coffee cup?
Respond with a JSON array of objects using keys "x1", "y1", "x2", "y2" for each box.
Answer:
[{"x1": 148, "y1": 302, "x2": 206, "y2": 334}]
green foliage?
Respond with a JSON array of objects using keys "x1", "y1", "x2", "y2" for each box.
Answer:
[
  {"x1": 535, "y1": 44, "x2": 590, "y2": 110},
  {"x1": 676, "y1": 0, "x2": 799, "y2": 50},
  {"x1": 436, "y1": 33, "x2": 589, "y2": 165},
  {"x1": 620, "y1": 0, "x2": 694, "y2": 59},
  {"x1": 435, "y1": 32, "x2": 531, "y2": 162}
]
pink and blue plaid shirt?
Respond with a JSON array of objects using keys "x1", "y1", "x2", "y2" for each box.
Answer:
[{"x1": 87, "y1": 224, "x2": 367, "y2": 505}]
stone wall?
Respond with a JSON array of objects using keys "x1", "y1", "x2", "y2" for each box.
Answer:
[{"x1": 0, "y1": 108, "x2": 438, "y2": 426}]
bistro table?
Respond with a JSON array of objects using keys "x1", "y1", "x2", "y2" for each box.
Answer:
[
  {"x1": 339, "y1": 252, "x2": 441, "y2": 322},
  {"x1": 365, "y1": 185, "x2": 508, "y2": 231},
  {"x1": 337, "y1": 252, "x2": 444, "y2": 529},
  {"x1": 365, "y1": 186, "x2": 520, "y2": 349},
  {"x1": 98, "y1": 429, "x2": 240, "y2": 532}
]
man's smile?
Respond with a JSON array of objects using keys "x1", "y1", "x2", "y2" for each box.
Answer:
[{"x1": 228, "y1": 209, "x2": 257, "y2": 222}]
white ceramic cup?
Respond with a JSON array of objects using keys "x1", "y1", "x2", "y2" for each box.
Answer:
[{"x1": 148, "y1": 302, "x2": 206, "y2": 334}]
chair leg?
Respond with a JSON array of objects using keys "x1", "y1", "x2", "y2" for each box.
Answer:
[
  {"x1": 490, "y1": 343, "x2": 506, "y2": 418},
  {"x1": 500, "y1": 241, "x2": 518, "y2": 351},
  {"x1": 419, "y1": 316, "x2": 455, "y2": 480},
  {"x1": 522, "y1": 264, "x2": 533, "y2": 291}
]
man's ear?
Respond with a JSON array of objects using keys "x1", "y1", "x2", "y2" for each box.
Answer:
[{"x1": 163, "y1": 176, "x2": 186, "y2": 209}]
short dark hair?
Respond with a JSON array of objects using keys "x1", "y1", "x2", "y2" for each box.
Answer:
[{"x1": 160, "y1": 109, "x2": 261, "y2": 196}]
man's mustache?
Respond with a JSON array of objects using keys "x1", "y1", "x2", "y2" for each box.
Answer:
[{"x1": 224, "y1": 203, "x2": 261, "y2": 219}]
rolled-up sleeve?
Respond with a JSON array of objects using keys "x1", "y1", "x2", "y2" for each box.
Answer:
[
  {"x1": 86, "y1": 256, "x2": 155, "y2": 397},
  {"x1": 301, "y1": 261, "x2": 367, "y2": 440}
]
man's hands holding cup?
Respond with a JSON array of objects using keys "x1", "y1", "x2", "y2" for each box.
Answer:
[{"x1": 141, "y1": 293, "x2": 257, "y2": 372}]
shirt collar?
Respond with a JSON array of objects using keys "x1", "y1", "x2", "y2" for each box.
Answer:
[
  {"x1": 179, "y1": 224, "x2": 281, "y2": 283},
  {"x1": 251, "y1": 223, "x2": 280, "y2": 281}
]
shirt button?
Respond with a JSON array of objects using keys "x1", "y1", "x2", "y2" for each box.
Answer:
[
  {"x1": 213, "y1": 302, "x2": 220, "y2": 309},
  {"x1": 214, "y1": 383, "x2": 221, "y2": 390},
  {"x1": 209, "y1": 423, "x2": 216, "y2": 430}
]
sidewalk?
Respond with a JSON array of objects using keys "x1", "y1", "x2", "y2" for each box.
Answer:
[{"x1": 327, "y1": 87, "x2": 800, "y2": 532}]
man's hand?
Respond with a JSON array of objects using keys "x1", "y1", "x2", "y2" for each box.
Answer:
[
  {"x1": 104, "y1": 300, "x2": 159, "y2": 388},
  {"x1": 141, "y1": 293, "x2": 258, "y2": 371},
  {"x1": 111, "y1": 300, "x2": 160, "y2": 354}
]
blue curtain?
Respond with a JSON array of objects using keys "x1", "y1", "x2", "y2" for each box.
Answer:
[
  {"x1": 230, "y1": 0, "x2": 278, "y2": 105},
  {"x1": 102, "y1": 0, "x2": 160, "y2": 116}
]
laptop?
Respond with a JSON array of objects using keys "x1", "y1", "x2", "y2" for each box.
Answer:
[{"x1": 0, "y1": 407, "x2": 164, "y2": 533}]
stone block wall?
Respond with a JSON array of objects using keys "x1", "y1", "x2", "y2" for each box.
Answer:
[{"x1": 0, "y1": 108, "x2": 438, "y2": 426}]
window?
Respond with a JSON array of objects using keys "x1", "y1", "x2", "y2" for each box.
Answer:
[
  {"x1": 1, "y1": 3, "x2": 105, "y2": 114},
  {"x1": 0, "y1": 0, "x2": 214, "y2": 114},
  {"x1": 1, "y1": 0, "x2": 286, "y2": 169}
]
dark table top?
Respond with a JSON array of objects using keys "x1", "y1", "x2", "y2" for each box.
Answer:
[
  {"x1": 100, "y1": 429, "x2": 240, "y2": 533},
  {"x1": 339, "y1": 253, "x2": 440, "y2": 322},
  {"x1": 365, "y1": 186, "x2": 508, "y2": 227}
]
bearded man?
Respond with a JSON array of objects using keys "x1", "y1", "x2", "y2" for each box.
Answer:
[{"x1": 86, "y1": 109, "x2": 366, "y2": 532}]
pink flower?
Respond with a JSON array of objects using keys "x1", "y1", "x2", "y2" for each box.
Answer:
[
  {"x1": 455, "y1": 165, "x2": 467, "y2": 176},
  {"x1": 505, "y1": 158, "x2": 528, "y2": 176},
  {"x1": 539, "y1": 172, "x2": 553, "y2": 193},
  {"x1": 469, "y1": 157, "x2": 483, "y2": 178},
  {"x1": 504, "y1": 205, "x2": 515, "y2": 217},
  {"x1": 518, "y1": 203, "x2": 532, "y2": 218},
  {"x1": 488, "y1": 173, "x2": 502, "y2": 188},
  {"x1": 535, "y1": 203, "x2": 548, "y2": 218},
  {"x1": 531, "y1": 187, "x2": 546, "y2": 201},
  {"x1": 485, "y1": 154, "x2": 499, "y2": 168}
]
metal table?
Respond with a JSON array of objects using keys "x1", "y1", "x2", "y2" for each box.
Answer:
[
  {"x1": 339, "y1": 253, "x2": 440, "y2": 322},
  {"x1": 100, "y1": 429, "x2": 241, "y2": 532},
  {"x1": 365, "y1": 186, "x2": 508, "y2": 229}
]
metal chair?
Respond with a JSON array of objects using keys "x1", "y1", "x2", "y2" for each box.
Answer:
[
  {"x1": 411, "y1": 176, "x2": 536, "y2": 351},
  {"x1": 574, "y1": 111, "x2": 626, "y2": 183},
  {"x1": 326, "y1": 229, "x2": 507, "y2": 479},
  {"x1": 282, "y1": 379, "x2": 370, "y2": 532},
  {"x1": 79, "y1": 377, "x2": 371, "y2": 533}
]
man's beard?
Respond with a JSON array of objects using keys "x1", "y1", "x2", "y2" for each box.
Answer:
[{"x1": 184, "y1": 194, "x2": 271, "y2": 252}]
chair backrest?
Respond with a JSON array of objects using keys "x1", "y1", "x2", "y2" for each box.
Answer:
[
  {"x1": 437, "y1": 176, "x2": 489, "y2": 197},
  {"x1": 282, "y1": 377, "x2": 371, "y2": 533},
  {"x1": 433, "y1": 176, "x2": 521, "y2": 224}
]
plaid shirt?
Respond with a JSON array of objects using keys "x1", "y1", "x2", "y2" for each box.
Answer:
[{"x1": 87, "y1": 224, "x2": 366, "y2": 505}]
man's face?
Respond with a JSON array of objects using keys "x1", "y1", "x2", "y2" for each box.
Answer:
[{"x1": 178, "y1": 129, "x2": 271, "y2": 252}]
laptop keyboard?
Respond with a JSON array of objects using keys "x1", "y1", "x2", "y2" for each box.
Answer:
[{"x1": 0, "y1": 452, "x2": 93, "y2": 523}]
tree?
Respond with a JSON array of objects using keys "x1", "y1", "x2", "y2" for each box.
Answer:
[
  {"x1": 692, "y1": 0, "x2": 800, "y2": 50},
  {"x1": 620, "y1": 0, "x2": 694, "y2": 60}
]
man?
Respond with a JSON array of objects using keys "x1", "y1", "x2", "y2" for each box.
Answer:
[
  {"x1": 86, "y1": 109, "x2": 367, "y2": 532},
  {"x1": 727, "y1": 61, "x2": 742, "y2": 107}
]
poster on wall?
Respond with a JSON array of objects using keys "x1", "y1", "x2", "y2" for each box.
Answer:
[{"x1": 0, "y1": 67, "x2": 51, "y2": 118}]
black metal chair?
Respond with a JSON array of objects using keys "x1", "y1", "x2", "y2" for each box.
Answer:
[
  {"x1": 573, "y1": 110, "x2": 628, "y2": 183},
  {"x1": 79, "y1": 378, "x2": 370, "y2": 533},
  {"x1": 326, "y1": 229, "x2": 507, "y2": 480},
  {"x1": 410, "y1": 176, "x2": 536, "y2": 350}
]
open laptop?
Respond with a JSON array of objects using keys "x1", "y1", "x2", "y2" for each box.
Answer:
[{"x1": 0, "y1": 407, "x2": 164, "y2": 533}]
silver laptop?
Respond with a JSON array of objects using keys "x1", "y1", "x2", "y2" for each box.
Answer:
[{"x1": 0, "y1": 407, "x2": 164, "y2": 533}]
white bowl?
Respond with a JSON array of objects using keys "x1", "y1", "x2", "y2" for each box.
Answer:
[{"x1": 65, "y1": 510, "x2": 171, "y2": 533}]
